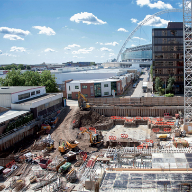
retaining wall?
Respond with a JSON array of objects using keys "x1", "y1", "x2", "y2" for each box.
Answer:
[{"x1": 92, "y1": 106, "x2": 183, "y2": 117}]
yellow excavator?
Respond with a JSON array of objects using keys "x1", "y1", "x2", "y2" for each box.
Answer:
[
  {"x1": 77, "y1": 129, "x2": 104, "y2": 147},
  {"x1": 58, "y1": 140, "x2": 79, "y2": 154},
  {"x1": 78, "y1": 91, "x2": 91, "y2": 110}
]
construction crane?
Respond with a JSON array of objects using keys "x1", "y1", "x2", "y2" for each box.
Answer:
[
  {"x1": 78, "y1": 91, "x2": 91, "y2": 110},
  {"x1": 77, "y1": 128, "x2": 104, "y2": 147}
]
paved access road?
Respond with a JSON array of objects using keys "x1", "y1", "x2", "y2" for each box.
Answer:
[{"x1": 130, "y1": 69, "x2": 152, "y2": 97}]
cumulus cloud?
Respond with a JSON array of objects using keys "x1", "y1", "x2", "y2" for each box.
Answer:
[
  {"x1": 70, "y1": 12, "x2": 107, "y2": 25},
  {"x1": 133, "y1": 36, "x2": 146, "y2": 41},
  {"x1": 72, "y1": 47, "x2": 94, "y2": 54},
  {"x1": 3, "y1": 34, "x2": 24, "y2": 40},
  {"x1": 64, "y1": 44, "x2": 80, "y2": 50},
  {"x1": 117, "y1": 28, "x2": 128, "y2": 32},
  {"x1": 44, "y1": 48, "x2": 56, "y2": 52},
  {"x1": 0, "y1": 50, "x2": 2, "y2": 54},
  {"x1": 0, "y1": 27, "x2": 30, "y2": 36},
  {"x1": 10, "y1": 46, "x2": 26, "y2": 52},
  {"x1": 105, "y1": 42, "x2": 119, "y2": 46},
  {"x1": 131, "y1": 18, "x2": 138, "y2": 23},
  {"x1": 138, "y1": 15, "x2": 170, "y2": 27},
  {"x1": 177, "y1": 3, "x2": 182, "y2": 8},
  {"x1": 100, "y1": 47, "x2": 112, "y2": 52},
  {"x1": 109, "y1": 53, "x2": 115, "y2": 57},
  {"x1": 136, "y1": 0, "x2": 173, "y2": 9},
  {"x1": 33, "y1": 26, "x2": 56, "y2": 36},
  {"x1": 131, "y1": 44, "x2": 136, "y2": 47}
]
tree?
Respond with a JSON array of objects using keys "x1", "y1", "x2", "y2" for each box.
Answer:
[
  {"x1": 17, "y1": 64, "x2": 25, "y2": 70},
  {"x1": 150, "y1": 63, "x2": 153, "y2": 79},
  {"x1": 166, "y1": 76, "x2": 175, "y2": 93},
  {"x1": 0, "y1": 69, "x2": 25, "y2": 86},
  {"x1": 26, "y1": 65, "x2": 31, "y2": 70},
  {"x1": 23, "y1": 71, "x2": 41, "y2": 86},
  {"x1": 40, "y1": 70, "x2": 59, "y2": 93},
  {"x1": 155, "y1": 77, "x2": 163, "y2": 93}
]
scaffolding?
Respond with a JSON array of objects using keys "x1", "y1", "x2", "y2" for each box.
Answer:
[{"x1": 183, "y1": 0, "x2": 192, "y2": 124}]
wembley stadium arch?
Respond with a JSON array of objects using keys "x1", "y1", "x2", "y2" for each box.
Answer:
[{"x1": 117, "y1": 8, "x2": 183, "y2": 62}]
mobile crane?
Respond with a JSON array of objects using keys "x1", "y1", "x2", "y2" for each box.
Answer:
[
  {"x1": 77, "y1": 128, "x2": 104, "y2": 147},
  {"x1": 78, "y1": 91, "x2": 91, "y2": 110}
]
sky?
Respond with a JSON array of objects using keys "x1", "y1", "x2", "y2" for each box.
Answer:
[{"x1": 0, "y1": 0, "x2": 183, "y2": 64}]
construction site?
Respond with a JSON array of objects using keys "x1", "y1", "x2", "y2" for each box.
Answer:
[{"x1": 0, "y1": 95, "x2": 192, "y2": 192}]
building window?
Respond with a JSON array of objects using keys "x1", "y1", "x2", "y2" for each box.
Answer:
[
  {"x1": 18, "y1": 92, "x2": 30, "y2": 100},
  {"x1": 68, "y1": 94, "x2": 72, "y2": 99},
  {"x1": 69, "y1": 86, "x2": 70, "y2": 91},
  {"x1": 104, "y1": 84, "x2": 108, "y2": 87},
  {"x1": 36, "y1": 90, "x2": 40, "y2": 94},
  {"x1": 83, "y1": 94, "x2": 88, "y2": 97},
  {"x1": 104, "y1": 92, "x2": 109, "y2": 95},
  {"x1": 82, "y1": 85, "x2": 87, "y2": 89},
  {"x1": 31, "y1": 91, "x2": 35, "y2": 96},
  {"x1": 76, "y1": 94, "x2": 78, "y2": 97},
  {"x1": 90, "y1": 86, "x2": 94, "y2": 96},
  {"x1": 75, "y1": 86, "x2": 79, "y2": 89}
]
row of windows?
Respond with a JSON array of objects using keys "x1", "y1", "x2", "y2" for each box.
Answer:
[
  {"x1": 153, "y1": 30, "x2": 183, "y2": 37},
  {"x1": 73, "y1": 84, "x2": 109, "y2": 90},
  {"x1": 18, "y1": 90, "x2": 40, "y2": 101},
  {"x1": 154, "y1": 61, "x2": 183, "y2": 67},
  {"x1": 153, "y1": 38, "x2": 183, "y2": 44},
  {"x1": 154, "y1": 45, "x2": 183, "y2": 52},
  {"x1": 153, "y1": 53, "x2": 183, "y2": 60}
]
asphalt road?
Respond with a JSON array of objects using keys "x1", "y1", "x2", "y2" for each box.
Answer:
[{"x1": 128, "y1": 69, "x2": 152, "y2": 98}]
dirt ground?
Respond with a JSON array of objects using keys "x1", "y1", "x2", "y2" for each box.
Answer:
[{"x1": 49, "y1": 107, "x2": 104, "y2": 158}]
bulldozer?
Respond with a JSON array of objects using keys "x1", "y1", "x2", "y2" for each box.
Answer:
[
  {"x1": 78, "y1": 91, "x2": 91, "y2": 110},
  {"x1": 77, "y1": 128, "x2": 104, "y2": 147},
  {"x1": 58, "y1": 140, "x2": 79, "y2": 154}
]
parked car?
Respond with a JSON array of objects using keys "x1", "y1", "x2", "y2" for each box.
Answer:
[{"x1": 133, "y1": 84, "x2": 137, "y2": 88}]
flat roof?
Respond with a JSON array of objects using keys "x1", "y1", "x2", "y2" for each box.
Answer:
[
  {"x1": 0, "y1": 110, "x2": 29, "y2": 124},
  {"x1": 0, "y1": 86, "x2": 45, "y2": 94},
  {"x1": 68, "y1": 78, "x2": 120, "y2": 84},
  {"x1": 15, "y1": 93, "x2": 62, "y2": 105}
]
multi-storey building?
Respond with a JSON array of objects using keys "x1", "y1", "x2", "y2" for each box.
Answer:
[{"x1": 152, "y1": 22, "x2": 184, "y2": 93}]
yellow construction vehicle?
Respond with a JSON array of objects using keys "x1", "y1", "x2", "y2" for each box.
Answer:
[
  {"x1": 58, "y1": 140, "x2": 79, "y2": 154},
  {"x1": 78, "y1": 91, "x2": 91, "y2": 110},
  {"x1": 157, "y1": 134, "x2": 171, "y2": 141},
  {"x1": 77, "y1": 129, "x2": 103, "y2": 147}
]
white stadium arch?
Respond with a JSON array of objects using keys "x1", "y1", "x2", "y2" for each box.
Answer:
[{"x1": 117, "y1": 8, "x2": 183, "y2": 61}]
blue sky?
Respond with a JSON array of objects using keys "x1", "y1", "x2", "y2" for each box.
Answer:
[{"x1": 0, "y1": 0, "x2": 183, "y2": 64}]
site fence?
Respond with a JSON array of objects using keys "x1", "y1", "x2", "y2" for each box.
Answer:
[{"x1": 88, "y1": 97, "x2": 184, "y2": 106}]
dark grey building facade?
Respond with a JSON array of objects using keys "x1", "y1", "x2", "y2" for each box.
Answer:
[{"x1": 152, "y1": 22, "x2": 184, "y2": 94}]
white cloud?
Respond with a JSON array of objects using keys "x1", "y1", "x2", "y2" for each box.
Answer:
[
  {"x1": 33, "y1": 26, "x2": 56, "y2": 36},
  {"x1": 131, "y1": 44, "x2": 136, "y2": 47},
  {"x1": 117, "y1": 28, "x2": 128, "y2": 32},
  {"x1": 101, "y1": 56, "x2": 105, "y2": 58},
  {"x1": 70, "y1": 12, "x2": 107, "y2": 25},
  {"x1": 177, "y1": 3, "x2": 182, "y2": 8},
  {"x1": 64, "y1": 44, "x2": 80, "y2": 50},
  {"x1": 133, "y1": 36, "x2": 147, "y2": 41},
  {"x1": 100, "y1": 47, "x2": 112, "y2": 52},
  {"x1": 0, "y1": 27, "x2": 30, "y2": 36},
  {"x1": 136, "y1": 0, "x2": 173, "y2": 9},
  {"x1": 0, "y1": 50, "x2": 2, "y2": 54},
  {"x1": 109, "y1": 53, "x2": 115, "y2": 57},
  {"x1": 3, "y1": 34, "x2": 24, "y2": 40},
  {"x1": 105, "y1": 42, "x2": 119, "y2": 46},
  {"x1": 10, "y1": 46, "x2": 26, "y2": 52},
  {"x1": 131, "y1": 18, "x2": 138, "y2": 23},
  {"x1": 72, "y1": 47, "x2": 94, "y2": 54},
  {"x1": 73, "y1": 56, "x2": 85, "y2": 58},
  {"x1": 138, "y1": 15, "x2": 170, "y2": 27},
  {"x1": 44, "y1": 48, "x2": 56, "y2": 52}
]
